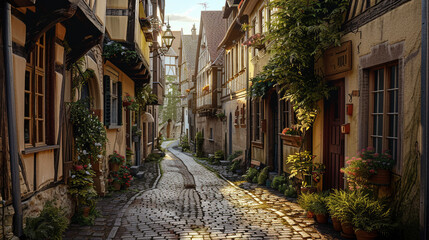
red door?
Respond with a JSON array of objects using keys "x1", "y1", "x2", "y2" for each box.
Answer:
[{"x1": 323, "y1": 80, "x2": 345, "y2": 190}]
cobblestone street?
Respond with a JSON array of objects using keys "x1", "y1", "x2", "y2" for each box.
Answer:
[{"x1": 112, "y1": 143, "x2": 335, "y2": 240}]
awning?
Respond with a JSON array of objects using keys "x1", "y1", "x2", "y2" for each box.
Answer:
[{"x1": 142, "y1": 112, "x2": 155, "y2": 123}]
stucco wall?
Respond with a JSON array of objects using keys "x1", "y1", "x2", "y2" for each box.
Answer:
[{"x1": 222, "y1": 96, "x2": 247, "y2": 156}]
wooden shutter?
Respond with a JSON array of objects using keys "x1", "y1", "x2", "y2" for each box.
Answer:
[
  {"x1": 103, "y1": 75, "x2": 111, "y2": 126},
  {"x1": 117, "y1": 81, "x2": 123, "y2": 125}
]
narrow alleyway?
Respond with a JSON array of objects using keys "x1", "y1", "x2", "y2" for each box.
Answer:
[{"x1": 112, "y1": 142, "x2": 330, "y2": 240}]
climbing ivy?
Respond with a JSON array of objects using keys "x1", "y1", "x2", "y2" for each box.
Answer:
[{"x1": 255, "y1": 0, "x2": 348, "y2": 132}]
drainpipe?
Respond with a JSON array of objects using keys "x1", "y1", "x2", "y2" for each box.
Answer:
[
  {"x1": 2, "y1": 2, "x2": 23, "y2": 237},
  {"x1": 421, "y1": 0, "x2": 428, "y2": 237},
  {"x1": 245, "y1": 28, "x2": 251, "y2": 167}
]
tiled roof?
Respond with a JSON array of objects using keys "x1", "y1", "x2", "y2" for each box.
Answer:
[
  {"x1": 181, "y1": 34, "x2": 199, "y2": 72},
  {"x1": 200, "y1": 11, "x2": 226, "y2": 66},
  {"x1": 170, "y1": 31, "x2": 182, "y2": 56}
]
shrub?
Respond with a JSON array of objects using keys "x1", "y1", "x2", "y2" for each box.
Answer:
[
  {"x1": 227, "y1": 151, "x2": 243, "y2": 162},
  {"x1": 298, "y1": 192, "x2": 316, "y2": 212},
  {"x1": 195, "y1": 132, "x2": 204, "y2": 157},
  {"x1": 24, "y1": 201, "x2": 69, "y2": 240},
  {"x1": 215, "y1": 150, "x2": 224, "y2": 160},
  {"x1": 109, "y1": 151, "x2": 125, "y2": 165},
  {"x1": 310, "y1": 193, "x2": 329, "y2": 215},
  {"x1": 284, "y1": 185, "x2": 297, "y2": 198},
  {"x1": 271, "y1": 176, "x2": 287, "y2": 190},
  {"x1": 229, "y1": 160, "x2": 240, "y2": 173},
  {"x1": 278, "y1": 183, "x2": 288, "y2": 193},
  {"x1": 257, "y1": 167, "x2": 270, "y2": 185},
  {"x1": 179, "y1": 135, "x2": 190, "y2": 152},
  {"x1": 146, "y1": 153, "x2": 163, "y2": 162},
  {"x1": 244, "y1": 167, "x2": 259, "y2": 182}
]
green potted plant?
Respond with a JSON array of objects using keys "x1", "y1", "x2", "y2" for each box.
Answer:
[
  {"x1": 118, "y1": 165, "x2": 133, "y2": 189},
  {"x1": 108, "y1": 172, "x2": 122, "y2": 191},
  {"x1": 109, "y1": 151, "x2": 124, "y2": 172},
  {"x1": 341, "y1": 156, "x2": 372, "y2": 191},
  {"x1": 310, "y1": 193, "x2": 329, "y2": 224},
  {"x1": 352, "y1": 195, "x2": 393, "y2": 240},
  {"x1": 326, "y1": 189, "x2": 346, "y2": 232},
  {"x1": 298, "y1": 192, "x2": 317, "y2": 218}
]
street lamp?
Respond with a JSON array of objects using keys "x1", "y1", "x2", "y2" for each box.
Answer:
[{"x1": 162, "y1": 20, "x2": 175, "y2": 50}]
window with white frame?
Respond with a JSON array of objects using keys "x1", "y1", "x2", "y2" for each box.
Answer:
[{"x1": 369, "y1": 63, "x2": 399, "y2": 162}]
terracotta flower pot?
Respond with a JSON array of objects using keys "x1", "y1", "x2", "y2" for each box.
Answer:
[
  {"x1": 113, "y1": 182, "x2": 121, "y2": 191},
  {"x1": 369, "y1": 169, "x2": 391, "y2": 185},
  {"x1": 307, "y1": 211, "x2": 315, "y2": 218},
  {"x1": 355, "y1": 229, "x2": 378, "y2": 240},
  {"x1": 82, "y1": 207, "x2": 91, "y2": 217},
  {"x1": 110, "y1": 163, "x2": 120, "y2": 172},
  {"x1": 341, "y1": 222, "x2": 356, "y2": 239},
  {"x1": 315, "y1": 214, "x2": 328, "y2": 223},
  {"x1": 332, "y1": 217, "x2": 342, "y2": 232}
]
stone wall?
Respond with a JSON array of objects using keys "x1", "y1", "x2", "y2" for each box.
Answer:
[{"x1": 0, "y1": 184, "x2": 73, "y2": 239}]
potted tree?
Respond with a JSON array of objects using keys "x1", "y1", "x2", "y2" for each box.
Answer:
[{"x1": 285, "y1": 151, "x2": 317, "y2": 194}]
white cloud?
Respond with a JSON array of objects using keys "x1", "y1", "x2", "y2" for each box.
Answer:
[{"x1": 168, "y1": 14, "x2": 199, "y2": 22}]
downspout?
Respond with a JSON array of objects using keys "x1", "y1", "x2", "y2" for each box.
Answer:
[
  {"x1": 421, "y1": 0, "x2": 428, "y2": 237},
  {"x1": 2, "y1": 2, "x2": 23, "y2": 237},
  {"x1": 245, "y1": 27, "x2": 251, "y2": 167}
]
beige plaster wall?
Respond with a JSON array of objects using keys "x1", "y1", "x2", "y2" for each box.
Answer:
[
  {"x1": 106, "y1": 16, "x2": 128, "y2": 41},
  {"x1": 222, "y1": 97, "x2": 247, "y2": 155}
]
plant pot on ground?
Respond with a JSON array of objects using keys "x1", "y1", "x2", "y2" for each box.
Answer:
[
  {"x1": 355, "y1": 230, "x2": 378, "y2": 240},
  {"x1": 331, "y1": 217, "x2": 342, "y2": 232},
  {"x1": 82, "y1": 206, "x2": 91, "y2": 217},
  {"x1": 341, "y1": 222, "x2": 355, "y2": 239},
  {"x1": 326, "y1": 189, "x2": 348, "y2": 232}
]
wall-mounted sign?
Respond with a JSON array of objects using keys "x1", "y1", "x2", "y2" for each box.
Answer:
[{"x1": 324, "y1": 41, "x2": 352, "y2": 76}]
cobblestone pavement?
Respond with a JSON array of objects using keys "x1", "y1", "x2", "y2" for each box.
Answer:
[
  {"x1": 63, "y1": 160, "x2": 160, "y2": 240},
  {"x1": 114, "y1": 144, "x2": 338, "y2": 240}
]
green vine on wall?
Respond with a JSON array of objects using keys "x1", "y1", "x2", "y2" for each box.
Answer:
[{"x1": 252, "y1": 0, "x2": 348, "y2": 132}]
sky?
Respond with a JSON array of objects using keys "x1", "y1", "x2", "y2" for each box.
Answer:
[{"x1": 165, "y1": 0, "x2": 225, "y2": 35}]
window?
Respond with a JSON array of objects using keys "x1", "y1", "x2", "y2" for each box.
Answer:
[
  {"x1": 210, "y1": 128, "x2": 213, "y2": 140},
  {"x1": 369, "y1": 63, "x2": 399, "y2": 162},
  {"x1": 252, "y1": 100, "x2": 263, "y2": 141},
  {"x1": 103, "y1": 69, "x2": 122, "y2": 127},
  {"x1": 25, "y1": 34, "x2": 46, "y2": 146},
  {"x1": 259, "y1": 7, "x2": 266, "y2": 33},
  {"x1": 111, "y1": 82, "x2": 119, "y2": 124},
  {"x1": 281, "y1": 100, "x2": 295, "y2": 129}
]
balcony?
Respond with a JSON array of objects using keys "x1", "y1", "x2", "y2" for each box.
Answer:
[{"x1": 222, "y1": 69, "x2": 246, "y2": 99}]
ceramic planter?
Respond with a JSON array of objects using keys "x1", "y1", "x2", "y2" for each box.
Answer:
[
  {"x1": 332, "y1": 217, "x2": 342, "y2": 232},
  {"x1": 341, "y1": 222, "x2": 356, "y2": 239},
  {"x1": 355, "y1": 230, "x2": 378, "y2": 240},
  {"x1": 369, "y1": 169, "x2": 391, "y2": 185},
  {"x1": 315, "y1": 214, "x2": 328, "y2": 224},
  {"x1": 280, "y1": 134, "x2": 301, "y2": 148}
]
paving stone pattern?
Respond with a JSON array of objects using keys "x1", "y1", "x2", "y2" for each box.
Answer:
[
  {"x1": 63, "y1": 160, "x2": 159, "y2": 240},
  {"x1": 114, "y1": 145, "x2": 336, "y2": 240}
]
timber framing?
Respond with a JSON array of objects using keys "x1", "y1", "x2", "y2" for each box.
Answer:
[{"x1": 344, "y1": 0, "x2": 411, "y2": 33}]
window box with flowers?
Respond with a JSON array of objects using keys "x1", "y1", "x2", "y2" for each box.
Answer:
[
  {"x1": 242, "y1": 33, "x2": 265, "y2": 50},
  {"x1": 280, "y1": 126, "x2": 302, "y2": 148}
]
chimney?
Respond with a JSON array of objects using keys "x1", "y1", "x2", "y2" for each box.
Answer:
[{"x1": 191, "y1": 24, "x2": 197, "y2": 39}]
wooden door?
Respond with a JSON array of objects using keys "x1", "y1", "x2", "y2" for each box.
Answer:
[{"x1": 323, "y1": 80, "x2": 345, "y2": 190}]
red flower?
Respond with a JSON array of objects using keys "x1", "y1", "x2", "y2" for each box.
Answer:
[{"x1": 74, "y1": 165, "x2": 84, "y2": 171}]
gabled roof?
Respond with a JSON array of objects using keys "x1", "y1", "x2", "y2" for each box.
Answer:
[{"x1": 199, "y1": 11, "x2": 226, "y2": 65}]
